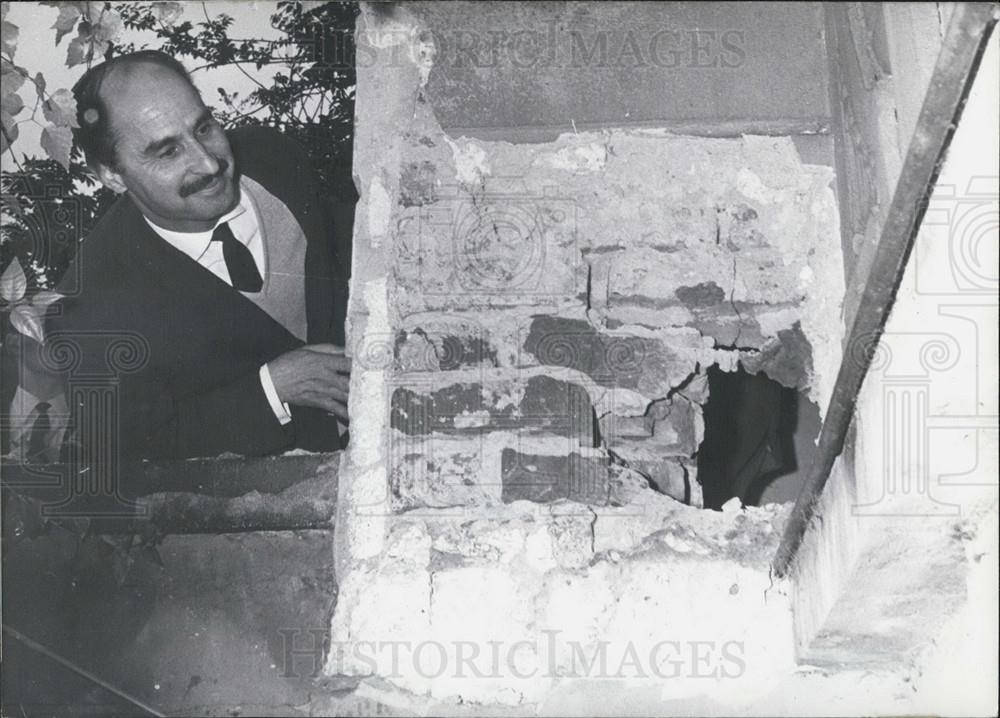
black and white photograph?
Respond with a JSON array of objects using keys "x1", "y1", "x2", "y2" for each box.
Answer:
[{"x1": 1, "y1": 1, "x2": 997, "y2": 716}]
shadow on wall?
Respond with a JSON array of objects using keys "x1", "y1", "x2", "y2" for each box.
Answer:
[{"x1": 697, "y1": 364, "x2": 821, "y2": 509}]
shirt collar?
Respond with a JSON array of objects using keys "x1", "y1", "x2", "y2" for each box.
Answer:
[{"x1": 143, "y1": 184, "x2": 249, "y2": 251}]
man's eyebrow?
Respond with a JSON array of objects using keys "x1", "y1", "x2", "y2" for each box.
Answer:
[
  {"x1": 142, "y1": 108, "x2": 215, "y2": 156},
  {"x1": 143, "y1": 133, "x2": 181, "y2": 156}
]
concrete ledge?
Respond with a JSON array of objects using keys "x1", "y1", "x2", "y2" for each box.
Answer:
[{"x1": 2, "y1": 452, "x2": 341, "y2": 534}]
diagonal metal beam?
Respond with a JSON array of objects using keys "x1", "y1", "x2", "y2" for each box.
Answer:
[{"x1": 773, "y1": 3, "x2": 999, "y2": 577}]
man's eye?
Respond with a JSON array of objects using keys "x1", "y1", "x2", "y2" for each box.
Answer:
[
  {"x1": 159, "y1": 145, "x2": 179, "y2": 159},
  {"x1": 197, "y1": 121, "x2": 216, "y2": 136}
]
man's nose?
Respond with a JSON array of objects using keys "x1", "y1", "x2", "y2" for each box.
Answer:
[{"x1": 190, "y1": 138, "x2": 221, "y2": 175}]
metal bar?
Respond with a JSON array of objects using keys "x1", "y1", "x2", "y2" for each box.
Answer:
[
  {"x1": 772, "y1": 4, "x2": 999, "y2": 577},
  {"x1": 2, "y1": 623, "x2": 167, "y2": 717}
]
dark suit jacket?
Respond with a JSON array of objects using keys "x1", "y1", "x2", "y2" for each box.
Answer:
[{"x1": 50, "y1": 127, "x2": 350, "y2": 460}]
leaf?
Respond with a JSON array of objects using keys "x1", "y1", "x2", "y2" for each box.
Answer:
[
  {"x1": 34, "y1": 71, "x2": 45, "y2": 100},
  {"x1": 0, "y1": 89, "x2": 22, "y2": 116},
  {"x1": 51, "y1": 3, "x2": 82, "y2": 45},
  {"x1": 31, "y1": 290, "x2": 64, "y2": 308},
  {"x1": 40, "y1": 124, "x2": 73, "y2": 170},
  {"x1": 151, "y1": 1, "x2": 183, "y2": 26},
  {"x1": 90, "y1": 8, "x2": 122, "y2": 44},
  {"x1": 1, "y1": 58, "x2": 25, "y2": 94},
  {"x1": 0, "y1": 256, "x2": 26, "y2": 302},
  {"x1": 1, "y1": 19, "x2": 17, "y2": 58},
  {"x1": 0, "y1": 106, "x2": 17, "y2": 132},
  {"x1": 10, "y1": 304, "x2": 45, "y2": 344},
  {"x1": 17, "y1": 347, "x2": 64, "y2": 401},
  {"x1": 0, "y1": 110, "x2": 16, "y2": 152},
  {"x1": 66, "y1": 34, "x2": 86, "y2": 67},
  {"x1": 42, "y1": 88, "x2": 77, "y2": 127}
]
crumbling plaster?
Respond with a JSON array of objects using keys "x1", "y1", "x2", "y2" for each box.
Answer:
[
  {"x1": 329, "y1": 1, "x2": 997, "y2": 714},
  {"x1": 329, "y1": 3, "x2": 843, "y2": 709}
]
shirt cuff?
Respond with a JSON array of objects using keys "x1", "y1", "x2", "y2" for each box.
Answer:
[{"x1": 259, "y1": 363, "x2": 292, "y2": 425}]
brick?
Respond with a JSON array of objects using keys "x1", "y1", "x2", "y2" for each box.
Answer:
[
  {"x1": 647, "y1": 397, "x2": 700, "y2": 455},
  {"x1": 686, "y1": 311, "x2": 769, "y2": 349},
  {"x1": 741, "y1": 322, "x2": 814, "y2": 390},
  {"x1": 389, "y1": 449, "x2": 499, "y2": 510},
  {"x1": 524, "y1": 315, "x2": 686, "y2": 397},
  {"x1": 394, "y1": 329, "x2": 500, "y2": 372},
  {"x1": 393, "y1": 192, "x2": 583, "y2": 312},
  {"x1": 593, "y1": 246, "x2": 810, "y2": 314},
  {"x1": 674, "y1": 281, "x2": 727, "y2": 307},
  {"x1": 603, "y1": 400, "x2": 699, "y2": 464},
  {"x1": 501, "y1": 449, "x2": 611, "y2": 505},
  {"x1": 395, "y1": 315, "x2": 504, "y2": 371},
  {"x1": 395, "y1": 331, "x2": 440, "y2": 372},
  {"x1": 628, "y1": 457, "x2": 700, "y2": 506},
  {"x1": 598, "y1": 414, "x2": 654, "y2": 440},
  {"x1": 390, "y1": 375, "x2": 594, "y2": 443}
]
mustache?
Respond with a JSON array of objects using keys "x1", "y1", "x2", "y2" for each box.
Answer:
[{"x1": 179, "y1": 158, "x2": 230, "y2": 198}]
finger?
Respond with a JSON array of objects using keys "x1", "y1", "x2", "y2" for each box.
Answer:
[
  {"x1": 325, "y1": 401, "x2": 350, "y2": 423},
  {"x1": 308, "y1": 371, "x2": 350, "y2": 397},
  {"x1": 326, "y1": 374, "x2": 351, "y2": 395},
  {"x1": 308, "y1": 385, "x2": 349, "y2": 404},
  {"x1": 305, "y1": 393, "x2": 349, "y2": 419},
  {"x1": 323, "y1": 354, "x2": 352, "y2": 373},
  {"x1": 317, "y1": 359, "x2": 351, "y2": 382}
]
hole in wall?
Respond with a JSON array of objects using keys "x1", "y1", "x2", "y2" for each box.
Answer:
[{"x1": 696, "y1": 364, "x2": 821, "y2": 510}]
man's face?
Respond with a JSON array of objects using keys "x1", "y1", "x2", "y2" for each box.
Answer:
[{"x1": 96, "y1": 63, "x2": 238, "y2": 232}]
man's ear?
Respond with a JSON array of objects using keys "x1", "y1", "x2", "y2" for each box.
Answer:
[{"x1": 94, "y1": 162, "x2": 127, "y2": 194}]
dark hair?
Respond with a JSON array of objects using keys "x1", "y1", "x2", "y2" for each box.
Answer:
[{"x1": 71, "y1": 50, "x2": 199, "y2": 169}]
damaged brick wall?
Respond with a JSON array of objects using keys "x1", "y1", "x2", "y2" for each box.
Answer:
[
  {"x1": 381, "y1": 105, "x2": 842, "y2": 510},
  {"x1": 330, "y1": 1, "x2": 845, "y2": 708}
]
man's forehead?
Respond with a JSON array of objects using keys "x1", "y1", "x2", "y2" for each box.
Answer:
[
  {"x1": 104, "y1": 60, "x2": 194, "y2": 98},
  {"x1": 102, "y1": 63, "x2": 205, "y2": 146}
]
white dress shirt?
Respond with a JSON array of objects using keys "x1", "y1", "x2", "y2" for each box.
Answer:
[{"x1": 143, "y1": 184, "x2": 293, "y2": 426}]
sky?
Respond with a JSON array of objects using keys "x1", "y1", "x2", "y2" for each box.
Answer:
[{"x1": 2, "y1": 1, "x2": 285, "y2": 166}]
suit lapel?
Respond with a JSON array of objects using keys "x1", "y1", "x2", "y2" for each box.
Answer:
[
  {"x1": 228, "y1": 129, "x2": 339, "y2": 346},
  {"x1": 117, "y1": 198, "x2": 303, "y2": 363}
]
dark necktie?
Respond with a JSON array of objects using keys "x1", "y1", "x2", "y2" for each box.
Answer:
[{"x1": 211, "y1": 221, "x2": 263, "y2": 292}]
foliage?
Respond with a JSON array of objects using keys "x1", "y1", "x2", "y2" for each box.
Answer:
[
  {"x1": 2, "y1": 1, "x2": 358, "y2": 564},
  {"x1": 1, "y1": 1, "x2": 120, "y2": 169},
  {"x1": 117, "y1": 0, "x2": 359, "y2": 195},
  {"x1": 1, "y1": 149, "x2": 116, "y2": 298},
  {"x1": 0, "y1": 257, "x2": 62, "y2": 343},
  {"x1": 1, "y1": 0, "x2": 357, "y2": 304}
]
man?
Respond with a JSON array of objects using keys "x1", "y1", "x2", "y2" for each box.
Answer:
[{"x1": 49, "y1": 50, "x2": 351, "y2": 460}]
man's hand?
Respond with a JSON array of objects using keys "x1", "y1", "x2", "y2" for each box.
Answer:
[{"x1": 267, "y1": 344, "x2": 351, "y2": 422}]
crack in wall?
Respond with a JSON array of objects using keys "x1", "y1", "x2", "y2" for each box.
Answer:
[{"x1": 334, "y1": 4, "x2": 848, "y2": 701}]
